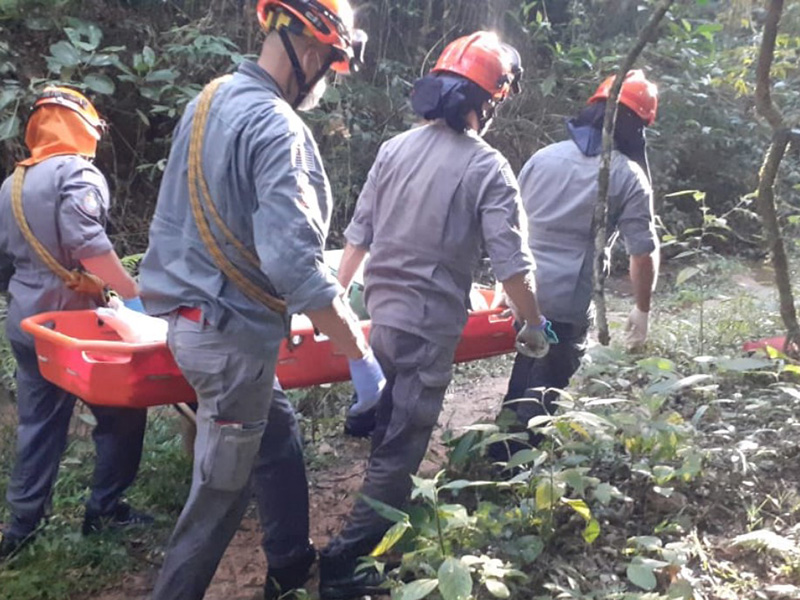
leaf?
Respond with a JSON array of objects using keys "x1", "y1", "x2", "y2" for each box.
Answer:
[
  {"x1": 410, "y1": 475, "x2": 437, "y2": 503},
  {"x1": 646, "y1": 373, "x2": 713, "y2": 396},
  {"x1": 630, "y1": 536, "x2": 663, "y2": 552},
  {"x1": 86, "y1": 54, "x2": 119, "y2": 68},
  {"x1": 84, "y1": 73, "x2": 115, "y2": 95},
  {"x1": 716, "y1": 357, "x2": 773, "y2": 372},
  {"x1": 440, "y1": 479, "x2": 496, "y2": 491},
  {"x1": 371, "y1": 521, "x2": 410, "y2": 557},
  {"x1": 514, "y1": 535, "x2": 544, "y2": 564},
  {"x1": 676, "y1": 266, "x2": 700, "y2": 286},
  {"x1": 0, "y1": 114, "x2": 20, "y2": 142},
  {"x1": 732, "y1": 529, "x2": 798, "y2": 556},
  {"x1": 505, "y1": 448, "x2": 544, "y2": 471},
  {"x1": 438, "y1": 558, "x2": 472, "y2": 600},
  {"x1": 561, "y1": 497, "x2": 591, "y2": 521},
  {"x1": 540, "y1": 74, "x2": 556, "y2": 97},
  {"x1": 627, "y1": 562, "x2": 657, "y2": 591},
  {"x1": 359, "y1": 495, "x2": 410, "y2": 524},
  {"x1": 145, "y1": 68, "x2": 178, "y2": 83},
  {"x1": 143, "y1": 45, "x2": 156, "y2": 67},
  {"x1": 49, "y1": 40, "x2": 82, "y2": 68},
  {"x1": 392, "y1": 579, "x2": 439, "y2": 600},
  {"x1": 485, "y1": 579, "x2": 510, "y2": 598},
  {"x1": 79, "y1": 413, "x2": 98, "y2": 427},
  {"x1": 322, "y1": 85, "x2": 342, "y2": 104},
  {"x1": 592, "y1": 482, "x2": 619, "y2": 505},
  {"x1": 535, "y1": 480, "x2": 566, "y2": 511},
  {"x1": 582, "y1": 518, "x2": 600, "y2": 544}
]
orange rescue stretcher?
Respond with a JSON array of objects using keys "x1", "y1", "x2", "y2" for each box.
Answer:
[{"x1": 20, "y1": 289, "x2": 515, "y2": 409}]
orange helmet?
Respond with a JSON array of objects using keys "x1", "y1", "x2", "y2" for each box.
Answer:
[
  {"x1": 431, "y1": 31, "x2": 522, "y2": 102},
  {"x1": 19, "y1": 87, "x2": 106, "y2": 167},
  {"x1": 589, "y1": 69, "x2": 658, "y2": 126},
  {"x1": 257, "y1": 0, "x2": 367, "y2": 74}
]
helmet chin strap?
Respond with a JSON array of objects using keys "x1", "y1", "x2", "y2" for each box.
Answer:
[{"x1": 278, "y1": 28, "x2": 335, "y2": 109}]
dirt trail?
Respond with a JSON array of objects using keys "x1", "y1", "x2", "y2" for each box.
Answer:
[{"x1": 91, "y1": 373, "x2": 508, "y2": 600}]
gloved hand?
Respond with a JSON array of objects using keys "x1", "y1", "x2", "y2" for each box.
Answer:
[
  {"x1": 625, "y1": 306, "x2": 649, "y2": 351},
  {"x1": 122, "y1": 296, "x2": 146, "y2": 313},
  {"x1": 96, "y1": 297, "x2": 168, "y2": 343},
  {"x1": 348, "y1": 350, "x2": 386, "y2": 415},
  {"x1": 515, "y1": 316, "x2": 558, "y2": 358}
]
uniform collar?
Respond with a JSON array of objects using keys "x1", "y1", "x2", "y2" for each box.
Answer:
[{"x1": 238, "y1": 61, "x2": 286, "y2": 100}]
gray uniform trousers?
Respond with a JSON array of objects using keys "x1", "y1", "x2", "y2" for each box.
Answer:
[
  {"x1": 5, "y1": 338, "x2": 147, "y2": 538},
  {"x1": 152, "y1": 313, "x2": 311, "y2": 600},
  {"x1": 324, "y1": 324, "x2": 457, "y2": 561}
]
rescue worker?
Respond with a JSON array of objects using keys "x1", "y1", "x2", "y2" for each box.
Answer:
[
  {"x1": 322, "y1": 31, "x2": 555, "y2": 599},
  {"x1": 0, "y1": 87, "x2": 151, "y2": 559},
  {"x1": 137, "y1": 1, "x2": 382, "y2": 599},
  {"x1": 493, "y1": 69, "x2": 660, "y2": 459}
]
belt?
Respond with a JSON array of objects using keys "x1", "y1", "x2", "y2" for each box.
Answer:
[{"x1": 177, "y1": 306, "x2": 204, "y2": 323}]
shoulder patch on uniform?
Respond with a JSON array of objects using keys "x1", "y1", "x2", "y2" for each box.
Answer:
[{"x1": 79, "y1": 190, "x2": 102, "y2": 218}]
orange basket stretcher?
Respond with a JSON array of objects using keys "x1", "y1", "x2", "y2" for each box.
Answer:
[{"x1": 21, "y1": 290, "x2": 515, "y2": 408}]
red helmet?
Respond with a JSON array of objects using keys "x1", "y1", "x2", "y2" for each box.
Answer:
[
  {"x1": 431, "y1": 31, "x2": 522, "y2": 102},
  {"x1": 257, "y1": 0, "x2": 367, "y2": 74},
  {"x1": 589, "y1": 69, "x2": 658, "y2": 126}
]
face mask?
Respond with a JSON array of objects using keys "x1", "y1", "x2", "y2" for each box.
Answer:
[{"x1": 297, "y1": 76, "x2": 328, "y2": 112}]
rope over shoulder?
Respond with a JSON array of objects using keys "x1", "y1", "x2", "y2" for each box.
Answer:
[
  {"x1": 188, "y1": 76, "x2": 288, "y2": 316},
  {"x1": 11, "y1": 166, "x2": 106, "y2": 299}
]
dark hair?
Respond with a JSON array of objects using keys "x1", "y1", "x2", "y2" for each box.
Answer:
[{"x1": 411, "y1": 74, "x2": 491, "y2": 132}]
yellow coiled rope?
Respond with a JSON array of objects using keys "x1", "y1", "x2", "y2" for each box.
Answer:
[
  {"x1": 188, "y1": 76, "x2": 288, "y2": 316},
  {"x1": 11, "y1": 165, "x2": 106, "y2": 299}
]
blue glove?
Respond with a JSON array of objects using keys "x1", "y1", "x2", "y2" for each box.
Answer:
[
  {"x1": 348, "y1": 350, "x2": 386, "y2": 415},
  {"x1": 534, "y1": 316, "x2": 559, "y2": 344},
  {"x1": 122, "y1": 296, "x2": 146, "y2": 313}
]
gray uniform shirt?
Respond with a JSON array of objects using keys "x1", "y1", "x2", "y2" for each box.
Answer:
[
  {"x1": 345, "y1": 121, "x2": 535, "y2": 346},
  {"x1": 520, "y1": 139, "x2": 658, "y2": 326},
  {"x1": 0, "y1": 156, "x2": 113, "y2": 344},
  {"x1": 139, "y1": 61, "x2": 339, "y2": 354}
]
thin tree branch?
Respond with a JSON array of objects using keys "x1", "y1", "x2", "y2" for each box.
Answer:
[{"x1": 592, "y1": 0, "x2": 674, "y2": 346}]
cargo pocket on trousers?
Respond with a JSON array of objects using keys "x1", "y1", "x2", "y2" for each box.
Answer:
[
  {"x1": 413, "y1": 345, "x2": 454, "y2": 429},
  {"x1": 201, "y1": 419, "x2": 267, "y2": 492}
]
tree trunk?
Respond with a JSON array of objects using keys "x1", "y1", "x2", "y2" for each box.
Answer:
[{"x1": 753, "y1": 0, "x2": 800, "y2": 353}]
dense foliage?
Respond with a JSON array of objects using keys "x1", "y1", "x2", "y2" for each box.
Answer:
[{"x1": 2, "y1": 0, "x2": 799, "y2": 255}]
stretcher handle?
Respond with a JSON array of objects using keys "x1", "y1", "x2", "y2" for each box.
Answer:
[
  {"x1": 21, "y1": 311, "x2": 165, "y2": 354},
  {"x1": 80, "y1": 351, "x2": 133, "y2": 365}
]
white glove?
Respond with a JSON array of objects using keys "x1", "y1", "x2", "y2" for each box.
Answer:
[
  {"x1": 625, "y1": 307, "x2": 649, "y2": 351},
  {"x1": 96, "y1": 297, "x2": 168, "y2": 343},
  {"x1": 515, "y1": 319, "x2": 551, "y2": 358}
]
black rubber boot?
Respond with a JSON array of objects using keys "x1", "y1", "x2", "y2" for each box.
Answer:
[
  {"x1": 319, "y1": 552, "x2": 389, "y2": 600},
  {"x1": 0, "y1": 530, "x2": 32, "y2": 561},
  {"x1": 82, "y1": 501, "x2": 154, "y2": 536},
  {"x1": 264, "y1": 545, "x2": 317, "y2": 600}
]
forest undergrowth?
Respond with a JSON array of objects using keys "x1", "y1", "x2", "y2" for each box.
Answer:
[{"x1": 2, "y1": 257, "x2": 800, "y2": 599}]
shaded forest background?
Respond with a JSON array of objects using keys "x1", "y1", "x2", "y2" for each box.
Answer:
[{"x1": 2, "y1": 0, "x2": 799, "y2": 260}]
